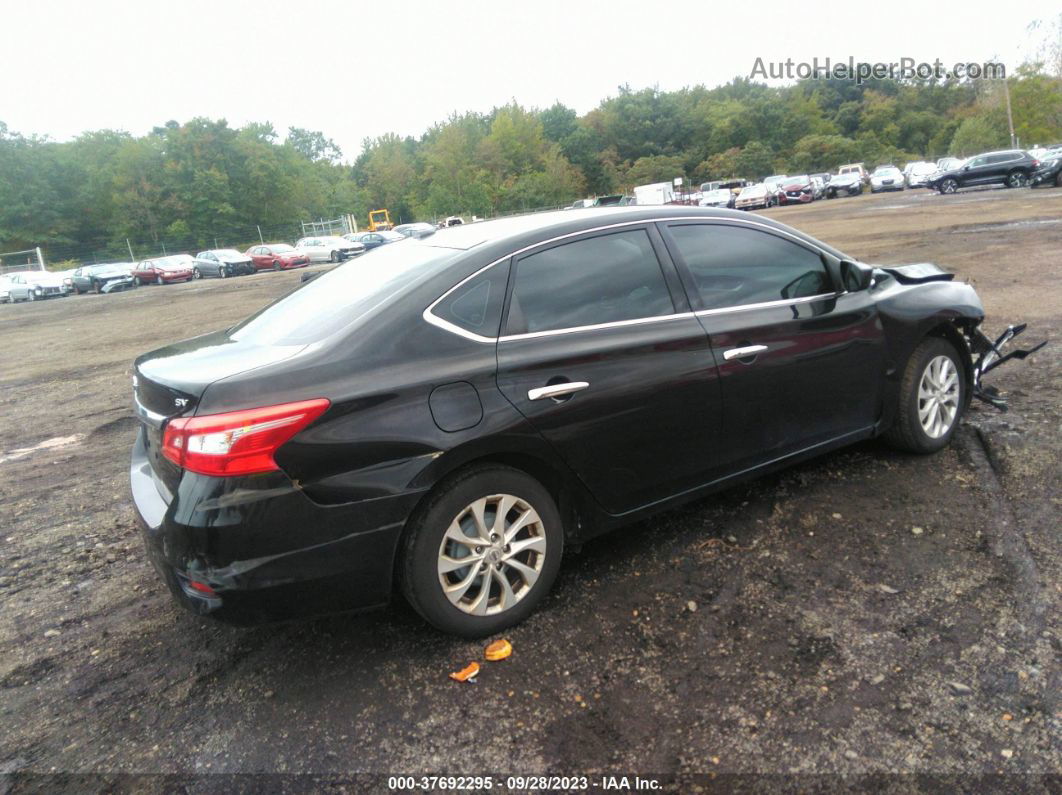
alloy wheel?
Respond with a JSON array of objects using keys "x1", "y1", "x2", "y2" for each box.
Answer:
[
  {"x1": 436, "y1": 494, "x2": 546, "y2": 616},
  {"x1": 918, "y1": 355, "x2": 960, "y2": 439},
  {"x1": 1007, "y1": 172, "x2": 1026, "y2": 188}
]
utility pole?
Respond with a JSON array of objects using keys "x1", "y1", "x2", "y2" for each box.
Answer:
[
  {"x1": 161, "y1": 242, "x2": 168, "y2": 256},
  {"x1": 126, "y1": 238, "x2": 136, "y2": 262},
  {"x1": 1003, "y1": 77, "x2": 1016, "y2": 148},
  {"x1": 257, "y1": 225, "x2": 264, "y2": 244},
  {"x1": 35, "y1": 246, "x2": 45, "y2": 271}
]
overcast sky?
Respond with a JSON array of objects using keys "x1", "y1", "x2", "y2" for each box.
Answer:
[{"x1": 2, "y1": 0, "x2": 1057, "y2": 161}]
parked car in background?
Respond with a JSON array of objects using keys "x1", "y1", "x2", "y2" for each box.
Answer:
[
  {"x1": 0, "y1": 271, "x2": 69, "y2": 302},
  {"x1": 592, "y1": 194, "x2": 636, "y2": 207},
  {"x1": 934, "y1": 157, "x2": 965, "y2": 173},
  {"x1": 347, "y1": 230, "x2": 406, "y2": 251},
  {"x1": 735, "y1": 183, "x2": 774, "y2": 210},
  {"x1": 809, "y1": 175, "x2": 827, "y2": 199},
  {"x1": 565, "y1": 199, "x2": 596, "y2": 209},
  {"x1": 193, "y1": 249, "x2": 254, "y2": 279},
  {"x1": 762, "y1": 174, "x2": 787, "y2": 202},
  {"x1": 926, "y1": 150, "x2": 1039, "y2": 194},
  {"x1": 699, "y1": 188, "x2": 735, "y2": 208},
  {"x1": 70, "y1": 263, "x2": 134, "y2": 294},
  {"x1": 295, "y1": 236, "x2": 364, "y2": 263},
  {"x1": 245, "y1": 244, "x2": 311, "y2": 271},
  {"x1": 870, "y1": 166, "x2": 905, "y2": 193},
  {"x1": 778, "y1": 175, "x2": 815, "y2": 205},
  {"x1": 130, "y1": 205, "x2": 1032, "y2": 635},
  {"x1": 837, "y1": 163, "x2": 869, "y2": 185},
  {"x1": 394, "y1": 222, "x2": 437, "y2": 239},
  {"x1": 905, "y1": 162, "x2": 938, "y2": 188},
  {"x1": 1030, "y1": 151, "x2": 1062, "y2": 187},
  {"x1": 826, "y1": 172, "x2": 863, "y2": 198},
  {"x1": 132, "y1": 255, "x2": 195, "y2": 285}
]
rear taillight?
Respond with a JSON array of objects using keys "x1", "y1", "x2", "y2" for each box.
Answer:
[{"x1": 162, "y1": 398, "x2": 330, "y2": 476}]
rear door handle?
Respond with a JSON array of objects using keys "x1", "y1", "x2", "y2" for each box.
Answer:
[
  {"x1": 723, "y1": 344, "x2": 768, "y2": 361},
  {"x1": 528, "y1": 381, "x2": 590, "y2": 401}
]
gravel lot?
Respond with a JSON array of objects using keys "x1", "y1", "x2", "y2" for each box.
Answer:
[{"x1": 1, "y1": 188, "x2": 1059, "y2": 791}]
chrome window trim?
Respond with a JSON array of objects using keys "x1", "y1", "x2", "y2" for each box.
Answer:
[
  {"x1": 695, "y1": 292, "x2": 840, "y2": 318},
  {"x1": 422, "y1": 215, "x2": 838, "y2": 343}
]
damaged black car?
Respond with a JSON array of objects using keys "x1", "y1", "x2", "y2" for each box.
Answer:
[{"x1": 129, "y1": 206, "x2": 1044, "y2": 636}]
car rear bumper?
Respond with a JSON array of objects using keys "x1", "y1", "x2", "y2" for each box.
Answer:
[{"x1": 130, "y1": 428, "x2": 421, "y2": 624}]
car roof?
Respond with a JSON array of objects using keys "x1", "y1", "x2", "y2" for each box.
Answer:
[{"x1": 418, "y1": 206, "x2": 765, "y2": 252}]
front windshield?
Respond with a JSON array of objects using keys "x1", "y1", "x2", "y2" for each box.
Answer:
[{"x1": 230, "y1": 241, "x2": 460, "y2": 346}]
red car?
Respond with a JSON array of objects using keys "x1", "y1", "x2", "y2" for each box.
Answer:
[
  {"x1": 778, "y1": 176, "x2": 815, "y2": 205},
  {"x1": 132, "y1": 255, "x2": 195, "y2": 285},
  {"x1": 245, "y1": 244, "x2": 311, "y2": 271}
]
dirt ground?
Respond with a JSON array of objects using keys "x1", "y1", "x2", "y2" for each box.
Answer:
[{"x1": 1, "y1": 188, "x2": 1059, "y2": 792}]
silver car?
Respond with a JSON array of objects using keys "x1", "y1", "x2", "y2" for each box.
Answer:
[
  {"x1": 193, "y1": 249, "x2": 254, "y2": 279},
  {"x1": 1, "y1": 271, "x2": 69, "y2": 302},
  {"x1": 294, "y1": 236, "x2": 364, "y2": 263}
]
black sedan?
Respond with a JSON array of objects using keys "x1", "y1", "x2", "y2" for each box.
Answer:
[
  {"x1": 130, "y1": 206, "x2": 1036, "y2": 636},
  {"x1": 925, "y1": 150, "x2": 1039, "y2": 194},
  {"x1": 346, "y1": 230, "x2": 406, "y2": 250}
]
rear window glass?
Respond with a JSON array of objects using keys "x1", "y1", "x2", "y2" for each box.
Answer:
[{"x1": 230, "y1": 242, "x2": 459, "y2": 346}]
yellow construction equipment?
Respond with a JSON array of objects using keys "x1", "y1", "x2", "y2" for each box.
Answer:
[{"x1": 368, "y1": 209, "x2": 393, "y2": 231}]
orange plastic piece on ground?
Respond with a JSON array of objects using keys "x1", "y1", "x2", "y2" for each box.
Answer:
[
  {"x1": 449, "y1": 662, "x2": 480, "y2": 682},
  {"x1": 485, "y1": 639, "x2": 512, "y2": 661}
]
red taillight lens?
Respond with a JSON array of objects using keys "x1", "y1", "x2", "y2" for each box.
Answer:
[{"x1": 161, "y1": 398, "x2": 330, "y2": 476}]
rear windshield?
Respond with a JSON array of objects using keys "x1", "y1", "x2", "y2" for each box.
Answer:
[{"x1": 229, "y1": 242, "x2": 460, "y2": 346}]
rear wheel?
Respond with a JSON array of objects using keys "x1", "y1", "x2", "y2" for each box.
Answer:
[
  {"x1": 400, "y1": 465, "x2": 564, "y2": 637},
  {"x1": 1055, "y1": 171, "x2": 1062, "y2": 188},
  {"x1": 884, "y1": 337, "x2": 965, "y2": 454},
  {"x1": 1005, "y1": 170, "x2": 1027, "y2": 188}
]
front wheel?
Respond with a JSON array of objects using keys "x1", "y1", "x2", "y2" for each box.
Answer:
[
  {"x1": 400, "y1": 465, "x2": 564, "y2": 637},
  {"x1": 272, "y1": 261, "x2": 282, "y2": 271},
  {"x1": 220, "y1": 266, "x2": 228, "y2": 279},
  {"x1": 192, "y1": 267, "x2": 201, "y2": 280},
  {"x1": 27, "y1": 290, "x2": 37, "y2": 302},
  {"x1": 884, "y1": 337, "x2": 965, "y2": 454},
  {"x1": 939, "y1": 178, "x2": 958, "y2": 194},
  {"x1": 329, "y1": 250, "x2": 339, "y2": 263}
]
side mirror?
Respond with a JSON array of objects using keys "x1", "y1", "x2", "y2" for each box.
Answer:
[{"x1": 840, "y1": 260, "x2": 873, "y2": 292}]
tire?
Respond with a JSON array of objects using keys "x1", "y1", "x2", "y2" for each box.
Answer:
[
  {"x1": 154, "y1": 275, "x2": 163, "y2": 285},
  {"x1": 1055, "y1": 171, "x2": 1062, "y2": 188},
  {"x1": 192, "y1": 267, "x2": 201, "y2": 280},
  {"x1": 220, "y1": 266, "x2": 228, "y2": 279},
  {"x1": 329, "y1": 250, "x2": 339, "y2": 263},
  {"x1": 400, "y1": 465, "x2": 564, "y2": 637},
  {"x1": 27, "y1": 290, "x2": 36, "y2": 302},
  {"x1": 133, "y1": 277, "x2": 141, "y2": 287},
  {"x1": 92, "y1": 279, "x2": 102, "y2": 294},
  {"x1": 272, "y1": 261, "x2": 281, "y2": 271},
  {"x1": 1005, "y1": 170, "x2": 1027, "y2": 188},
  {"x1": 939, "y1": 178, "x2": 958, "y2": 195},
  {"x1": 884, "y1": 337, "x2": 965, "y2": 454}
]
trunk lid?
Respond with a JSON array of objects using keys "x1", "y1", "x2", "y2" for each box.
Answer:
[{"x1": 133, "y1": 330, "x2": 306, "y2": 491}]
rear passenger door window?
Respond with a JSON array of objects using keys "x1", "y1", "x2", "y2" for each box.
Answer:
[
  {"x1": 665, "y1": 223, "x2": 833, "y2": 311},
  {"x1": 506, "y1": 229, "x2": 674, "y2": 335}
]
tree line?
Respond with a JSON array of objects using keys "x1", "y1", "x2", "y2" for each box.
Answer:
[{"x1": 2, "y1": 64, "x2": 1060, "y2": 265}]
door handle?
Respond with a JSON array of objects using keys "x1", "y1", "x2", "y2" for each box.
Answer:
[
  {"x1": 528, "y1": 381, "x2": 590, "y2": 401},
  {"x1": 723, "y1": 344, "x2": 768, "y2": 361}
]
